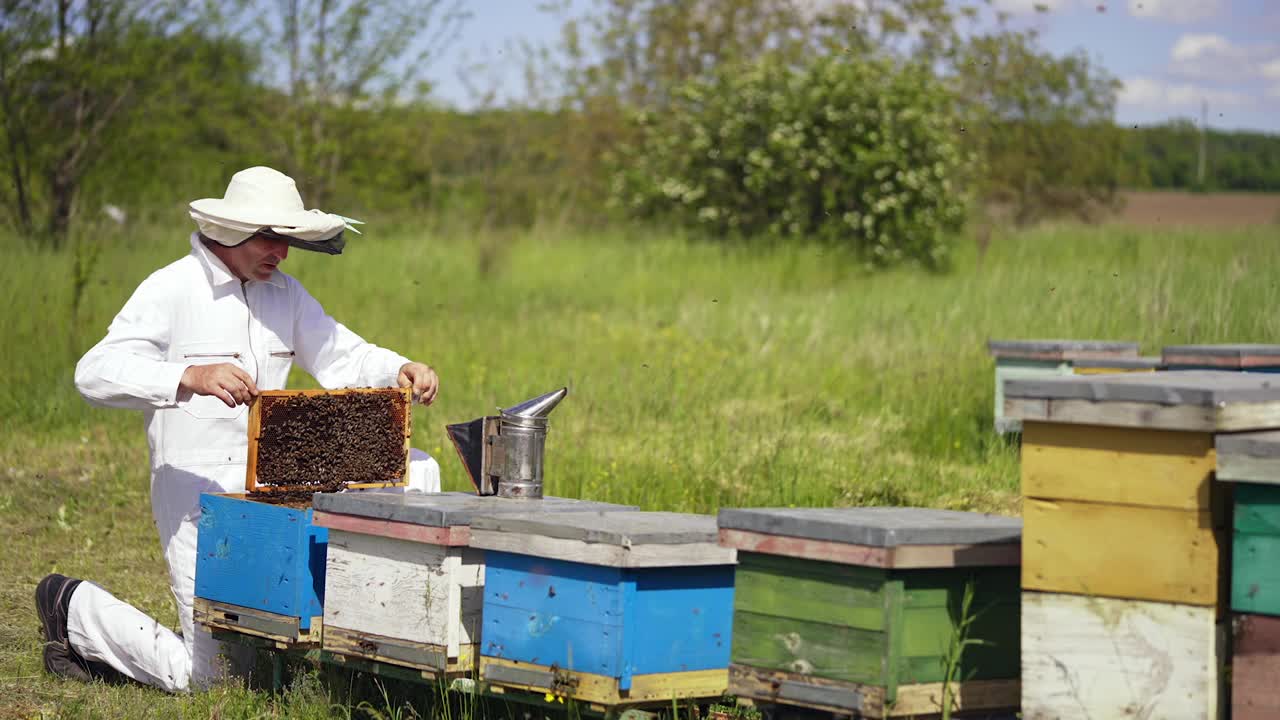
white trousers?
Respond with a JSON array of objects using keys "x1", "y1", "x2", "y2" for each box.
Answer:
[{"x1": 65, "y1": 451, "x2": 441, "y2": 692}]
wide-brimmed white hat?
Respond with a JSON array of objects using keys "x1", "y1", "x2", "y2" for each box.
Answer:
[{"x1": 189, "y1": 166, "x2": 362, "y2": 253}]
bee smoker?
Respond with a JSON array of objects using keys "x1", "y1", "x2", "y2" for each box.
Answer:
[{"x1": 444, "y1": 387, "x2": 567, "y2": 499}]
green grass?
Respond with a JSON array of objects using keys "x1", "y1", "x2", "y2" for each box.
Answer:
[{"x1": 1, "y1": 218, "x2": 1277, "y2": 717}]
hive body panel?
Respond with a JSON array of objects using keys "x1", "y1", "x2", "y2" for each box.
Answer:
[
  {"x1": 321, "y1": 530, "x2": 483, "y2": 657},
  {"x1": 480, "y1": 550, "x2": 735, "y2": 681},
  {"x1": 1021, "y1": 591, "x2": 1224, "y2": 720},
  {"x1": 194, "y1": 492, "x2": 327, "y2": 631},
  {"x1": 1231, "y1": 612, "x2": 1280, "y2": 719}
]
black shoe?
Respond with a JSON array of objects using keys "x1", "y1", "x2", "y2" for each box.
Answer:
[
  {"x1": 36, "y1": 574, "x2": 79, "y2": 645},
  {"x1": 35, "y1": 574, "x2": 126, "y2": 684}
]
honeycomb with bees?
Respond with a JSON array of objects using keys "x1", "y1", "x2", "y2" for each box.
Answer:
[{"x1": 246, "y1": 387, "x2": 412, "y2": 499}]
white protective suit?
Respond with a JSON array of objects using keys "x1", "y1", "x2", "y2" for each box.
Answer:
[{"x1": 69, "y1": 233, "x2": 439, "y2": 691}]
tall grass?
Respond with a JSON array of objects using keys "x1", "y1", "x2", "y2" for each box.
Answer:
[{"x1": 1, "y1": 218, "x2": 1277, "y2": 717}]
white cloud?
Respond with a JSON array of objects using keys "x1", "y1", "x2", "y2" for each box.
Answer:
[
  {"x1": 991, "y1": 0, "x2": 1070, "y2": 15},
  {"x1": 1167, "y1": 33, "x2": 1278, "y2": 81},
  {"x1": 1129, "y1": 0, "x2": 1222, "y2": 23},
  {"x1": 1263, "y1": 59, "x2": 1280, "y2": 81},
  {"x1": 1120, "y1": 76, "x2": 1254, "y2": 111},
  {"x1": 1172, "y1": 34, "x2": 1239, "y2": 63}
]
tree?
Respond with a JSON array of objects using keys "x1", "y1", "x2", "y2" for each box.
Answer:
[
  {"x1": 611, "y1": 54, "x2": 973, "y2": 268},
  {"x1": 262, "y1": 0, "x2": 471, "y2": 206},
  {"x1": 0, "y1": 0, "x2": 249, "y2": 245},
  {"x1": 549, "y1": 0, "x2": 962, "y2": 109},
  {"x1": 951, "y1": 24, "x2": 1125, "y2": 225}
]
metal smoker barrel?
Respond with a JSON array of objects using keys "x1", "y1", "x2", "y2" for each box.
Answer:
[{"x1": 496, "y1": 387, "x2": 567, "y2": 499}]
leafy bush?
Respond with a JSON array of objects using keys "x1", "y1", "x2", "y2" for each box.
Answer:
[{"x1": 608, "y1": 54, "x2": 975, "y2": 268}]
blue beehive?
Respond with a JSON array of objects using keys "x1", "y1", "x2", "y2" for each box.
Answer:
[
  {"x1": 469, "y1": 510, "x2": 737, "y2": 707},
  {"x1": 194, "y1": 492, "x2": 328, "y2": 643}
]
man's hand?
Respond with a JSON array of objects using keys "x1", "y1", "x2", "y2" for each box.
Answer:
[
  {"x1": 398, "y1": 362, "x2": 439, "y2": 406},
  {"x1": 179, "y1": 363, "x2": 259, "y2": 408}
]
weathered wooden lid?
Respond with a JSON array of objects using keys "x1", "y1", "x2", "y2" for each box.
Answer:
[
  {"x1": 987, "y1": 339, "x2": 1140, "y2": 361},
  {"x1": 1216, "y1": 430, "x2": 1280, "y2": 483},
  {"x1": 1072, "y1": 357, "x2": 1164, "y2": 370},
  {"x1": 468, "y1": 510, "x2": 737, "y2": 568},
  {"x1": 1163, "y1": 344, "x2": 1280, "y2": 369},
  {"x1": 311, "y1": 491, "x2": 634, "y2": 528},
  {"x1": 1005, "y1": 370, "x2": 1280, "y2": 431},
  {"x1": 717, "y1": 507, "x2": 1021, "y2": 547}
]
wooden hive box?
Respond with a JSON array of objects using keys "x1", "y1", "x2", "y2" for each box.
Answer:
[
  {"x1": 194, "y1": 493, "x2": 327, "y2": 646},
  {"x1": 247, "y1": 387, "x2": 412, "y2": 494},
  {"x1": 1004, "y1": 370, "x2": 1280, "y2": 720},
  {"x1": 1216, "y1": 437, "x2": 1280, "y2": 617},
  {"x1": 1004, "y1": 370, "x2": 1280, "y2": 606},
  {"x1": 470, "y1": 511, "x2": 737, "y2": 709},
  {"x1": 717, "y1": 507, "x2": 1022, "y2": 719},
  {"x1": 311, "y1": 491, "x2": 634, "y2": 677},
  {"x1": 1231, "y1": 613, "x2": 1280, "y2": 720},
  {"x1": 1215, "y1": 431, "x2": 1280, "y2": 718},
  {"x1": 1021, "y1": 591, "x2": 1226, "y2": 720},
  {"x1": 986, "y1": 340, "x2": 1139, "y2": 434},
  {"x1": 1162, "y1": 344, "x2": 1280, "y2": 373}
]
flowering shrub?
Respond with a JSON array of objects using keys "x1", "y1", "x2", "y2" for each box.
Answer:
[{"x1": 609, "y1": 55, "x2": 974, "y2": 269}]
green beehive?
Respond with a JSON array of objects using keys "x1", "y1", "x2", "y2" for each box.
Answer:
[
  {"x1": 1218, "y1": 431, "x2": 1280, "y2": 617},
  {"x1": 986, "y1": 339, "x2": 1140, "y2": 434},
  {"x1": 717, "y1": 507, "x2": 1022, "y2": 719}
]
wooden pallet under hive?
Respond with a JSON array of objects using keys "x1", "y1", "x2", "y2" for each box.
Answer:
[{"x1": 246, "y1": 387, "x2": 412, "y2": 494}]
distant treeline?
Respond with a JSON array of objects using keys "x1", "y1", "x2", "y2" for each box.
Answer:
[
  {"x1": 1122, "y1": 121, "x2": 1280, "y2": 193},
  {"x1": 3, "y1": 1, "x2": 1278, "y2": 264}
]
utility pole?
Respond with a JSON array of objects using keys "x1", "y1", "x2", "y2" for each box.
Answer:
[{"x1": 1197, "y1": 99, "x2": 1207, "y2": 188}]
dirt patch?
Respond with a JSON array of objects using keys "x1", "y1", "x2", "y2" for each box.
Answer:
[{"x1": 1109, "y1": 191, "x2": 1280, "y2": 228}]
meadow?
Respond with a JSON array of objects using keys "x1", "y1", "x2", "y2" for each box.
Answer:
[{"x1": 1, "y1": 213, "x2": 1278, "y2": 718}]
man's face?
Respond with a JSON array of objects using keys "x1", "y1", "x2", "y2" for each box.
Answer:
[{"x1": 226, "y1": 235, "x2": 290, "y2": 282}]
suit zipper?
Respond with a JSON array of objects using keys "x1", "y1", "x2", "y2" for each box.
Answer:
[
  {"x1": 183, "y1": 352, "x2": 241, "y2": 359},
  {"x1": 242, "y1": 282, "x2": 259, "y2": 382}
]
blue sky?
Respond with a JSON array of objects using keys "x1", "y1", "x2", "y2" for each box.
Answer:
[{"x1": 429, "y1": 0, "x2": 1280, "y2": 133}]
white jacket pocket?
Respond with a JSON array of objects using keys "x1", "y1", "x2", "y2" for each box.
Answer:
[{"x1": 175, "y1": 342, "x2": 249, "y2": 420}]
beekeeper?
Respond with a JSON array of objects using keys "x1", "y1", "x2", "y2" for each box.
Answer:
[{"x1": 36, "y1": 166, "x2": 442, "y2": 692}]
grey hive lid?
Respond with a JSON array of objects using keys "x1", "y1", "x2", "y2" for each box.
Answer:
[
  {"x1": 987, "y1": 339, "x2": 1139, "y2": 361},
  {"x1": 470, "y1": 510, "x2": 719, "y2": 546},
  {"x1": 1004, "y1": 370, "x2": 1280, "y2": 406},
  {"x1": 312, "y1": 491, "x2": 635, "y2": 528},
  {"x1": 1163, "y1": 344, "x2": 1280, "y2": 368},
  {"x1": 717, "y1": 507, "x2": 1022, "y2": 547}
]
